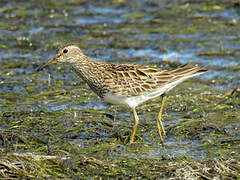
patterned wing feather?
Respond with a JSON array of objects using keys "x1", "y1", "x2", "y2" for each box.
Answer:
[{"x1": 104, "y1": 63, "x2": 207, "y2": 96}]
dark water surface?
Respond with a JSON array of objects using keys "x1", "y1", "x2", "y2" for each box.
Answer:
[{"x1": 0, "y1": 0, "x2": 239, "y2": 178}]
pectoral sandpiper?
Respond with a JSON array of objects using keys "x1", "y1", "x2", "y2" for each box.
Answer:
[{"x1": 37, "y1": 44, "x2": 207, "y2": 144}]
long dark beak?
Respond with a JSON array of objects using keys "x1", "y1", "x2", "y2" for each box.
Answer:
[{"x1": 36, "y1": 58, "x2": 58, "y2": 72}]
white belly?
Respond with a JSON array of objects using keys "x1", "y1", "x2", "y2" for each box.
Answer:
[
  {"x1": 102, "y1": 93, "x2": 148, "y2": 108},
  {"x1": 103, "y1": 87, "x2": 166, "y2": 108},
  {"x1": 102, "y1": 75, "x2": 193, "y2": 108}
]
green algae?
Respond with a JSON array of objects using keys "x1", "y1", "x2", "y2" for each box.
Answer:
[
  {"x1": 1, "y1": 82, "x2": 239, "y2": 178},
  {"x1": 189, "y1": 5, "x2": 224, "y2": 12},
  {"x1": 0, "y1": 22, "x2": 17, "y2": 31},
  {"x1": 197, "y1": 48, "x2": 238, "y2": 56},
  {"x1": 0, "y1": 0, "x2": 240, "y2": 178}
]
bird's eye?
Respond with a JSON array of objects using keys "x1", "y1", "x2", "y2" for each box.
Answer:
[{"x1": 63, "y1": 49, "x2": 68, "y2": 54}]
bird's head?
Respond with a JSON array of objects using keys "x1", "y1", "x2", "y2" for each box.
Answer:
[{"x1": 37, "y1": 44, "x2": 85, "y2": 71}]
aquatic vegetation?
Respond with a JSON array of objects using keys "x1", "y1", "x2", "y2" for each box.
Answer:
[{"x1": 0, "y1": 0, "x2": 239, "y2": 178}]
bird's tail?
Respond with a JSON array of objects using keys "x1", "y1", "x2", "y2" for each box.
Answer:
[
  {"x1": 168, "y1": 63, "x2": 208, "y2": 79},
  {"x1": 159, "y1": 64, "x2": 208, "y2": 93}
]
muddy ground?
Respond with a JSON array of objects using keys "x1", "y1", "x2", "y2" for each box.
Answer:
[{"x1": 0, "y1": 0, "x2": 239, "y2": 179}]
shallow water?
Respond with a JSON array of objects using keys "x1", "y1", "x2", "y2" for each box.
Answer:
[{"x1": 0, "y1": 0, "x2": 239, "y2": 165}]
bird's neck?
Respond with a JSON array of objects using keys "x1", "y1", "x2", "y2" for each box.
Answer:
[
  {"x1": 70, "y1": 55, "x2": 101, "y2": 77},
  {"x1": 70, "y1": 55, "x2": 105, "y2": 97}
]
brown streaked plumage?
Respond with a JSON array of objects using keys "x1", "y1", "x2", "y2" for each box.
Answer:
[{"x1": 37, "y1": 44, "x2": 208, "y2": 144}]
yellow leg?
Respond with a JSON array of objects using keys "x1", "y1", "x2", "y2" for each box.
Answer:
[
  {"x1": 130, "y1": 107, "x2": 139, "y2": 144},
  {"x1": 157, "y1": 94, "x2": 167, "y2": 142}
]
